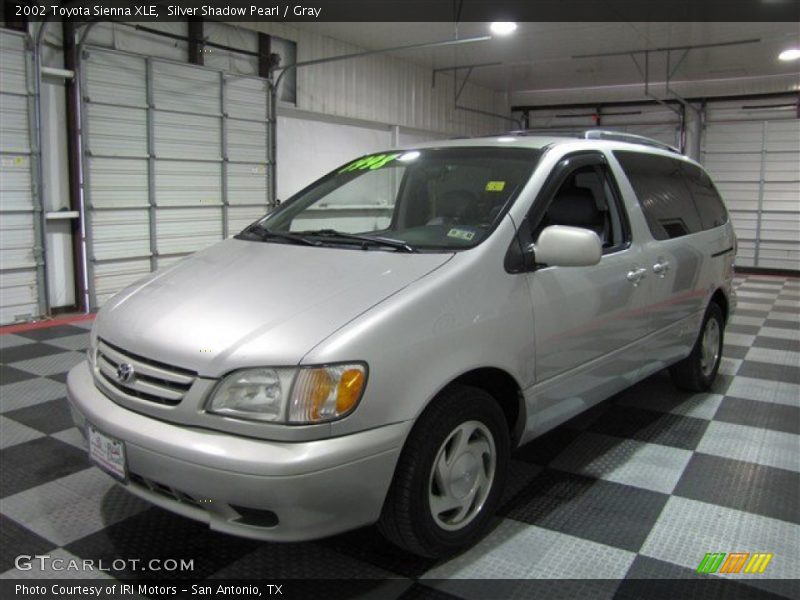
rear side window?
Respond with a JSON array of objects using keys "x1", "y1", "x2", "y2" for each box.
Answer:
[
  {"x1": 613, "y1": 151, "x2": 703, "y2": 240},
  {"x1": 682, "y1": 162, "x2": 729, "y2": 230}
]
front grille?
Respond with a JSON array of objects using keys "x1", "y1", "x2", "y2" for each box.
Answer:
[
  {"x1": 96, "y1": 339, "x2": 196, "y2": 406},
  {"x1": 128, "y1": 472, "x2": 204, "y2": 508}
]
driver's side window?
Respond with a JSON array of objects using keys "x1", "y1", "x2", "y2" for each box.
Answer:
[{"x1": 532, "y1": 162, "x2": 630, "y2": 254}]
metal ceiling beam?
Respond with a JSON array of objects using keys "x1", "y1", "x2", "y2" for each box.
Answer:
[{"x1": 572, "y1": 38, "x2": 761, "y2": 59}]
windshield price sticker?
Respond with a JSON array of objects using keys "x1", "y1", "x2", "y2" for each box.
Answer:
[{"x1": 339, "y1": 153, "x2": 401, "y2": 173}]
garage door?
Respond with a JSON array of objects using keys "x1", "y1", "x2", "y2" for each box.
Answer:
[
  {"x1": 0, "y1": 30, "x2": 45, "y2": 325},
  {"x1": 525, "y1": 104, "x2": 681, "y2": 149},
  {"x1": 702, "y1": 98, "x2": 800, "y2": 271},
  {"x1": 81, "y1": 47, "x2": 274, "y2": 307}
]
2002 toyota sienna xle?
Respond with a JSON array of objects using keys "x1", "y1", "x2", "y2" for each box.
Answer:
[{"x1": 67, "y1": 130, "x2": 736, "y2": 557}]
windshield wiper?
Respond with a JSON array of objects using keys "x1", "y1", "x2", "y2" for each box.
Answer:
[
  {"x1": 238, "y1": 224, "x2": 321, "y2": 247},
  {"x1": 299, "y1": 229, "x2": 417, "y2": 253}
]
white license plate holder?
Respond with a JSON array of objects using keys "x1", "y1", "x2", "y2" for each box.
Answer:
[{"x1": 88, "y1": 424, "x2": 127, "y2": 481}]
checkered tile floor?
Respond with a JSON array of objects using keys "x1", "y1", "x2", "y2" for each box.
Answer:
[{"x1": 0, "y1": 275, "x2": 798, "y2": 598}]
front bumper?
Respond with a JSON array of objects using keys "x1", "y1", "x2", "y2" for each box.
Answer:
[{"x1": 66, "y1": 361, "x2": 411, "y2": 541}]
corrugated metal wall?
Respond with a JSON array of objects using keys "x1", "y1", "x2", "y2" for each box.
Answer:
[
  {"x1": 81, "y1": 47, "x2": 272, "y2": 307},
  {"x1": 0, "y1": 30, "x2": 45, "y2": 325},
  {"x1": 702, "y1": 97, "x2": 799, "y2": 271}
]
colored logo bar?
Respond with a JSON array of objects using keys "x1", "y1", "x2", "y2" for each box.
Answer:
[{"x1": 697, "y1": 552, "x2": 773, "y2": 574}]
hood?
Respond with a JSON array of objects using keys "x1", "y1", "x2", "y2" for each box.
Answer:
[{"x1": 97, "y1": 238, "x2": 453, "y2": 376}]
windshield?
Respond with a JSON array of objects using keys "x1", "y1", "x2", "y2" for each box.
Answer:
[{"x1": 242, "y1": 147, "x2": 540, "y2": 252}]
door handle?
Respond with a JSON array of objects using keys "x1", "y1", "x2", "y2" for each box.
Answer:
[
  {"x1": 626, "y1": 268, "x2": 647, "y2": 285},
  {"x1": 653, "y1": 261, "x2": 670, "y2": 276}
]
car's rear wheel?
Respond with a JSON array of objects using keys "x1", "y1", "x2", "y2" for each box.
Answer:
[
  {"x1": 670, "y1": 302, "x2": 725, "y2": 392},
  {"x1": 378, "y1": 384, "x2": 509, "y2": 558}
]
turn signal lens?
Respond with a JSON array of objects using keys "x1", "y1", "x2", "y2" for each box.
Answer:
[{"x1": 289, "y1": 364, "x2": 367, "y2": 423}]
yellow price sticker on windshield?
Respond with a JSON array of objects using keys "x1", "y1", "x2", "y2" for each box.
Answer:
[{"x1": 486, "y1": 181, "x2": 506, "y2": 192}]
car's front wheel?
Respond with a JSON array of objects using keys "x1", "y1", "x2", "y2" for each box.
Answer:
[{"x1": 378, "y1": 384, "x2": 509, "y2": 557}]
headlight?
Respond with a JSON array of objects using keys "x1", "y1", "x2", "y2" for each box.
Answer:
[{"x1": 208, "y1": 363, "x2": 367, "y2": 424}]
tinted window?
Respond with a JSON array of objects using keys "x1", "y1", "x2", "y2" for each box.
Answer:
[
  {"x1": 614, "y1": 151, "x2": 703, "y2": 240},
  {"x1": 683, "y1": 162, "x2": 729, "y2": 230}
]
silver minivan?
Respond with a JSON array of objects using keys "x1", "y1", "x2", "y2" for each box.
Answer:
[{"x1": 67, "y1": 131, "x2": 736, "y2": 557}]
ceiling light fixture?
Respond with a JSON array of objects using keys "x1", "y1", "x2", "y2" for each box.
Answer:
[
  {"x1": 490, "y1": 22, "x2": 517, "y2": 36},
  {"x1": 778, "y1": 47, "x2": 800, "y2": 61}
]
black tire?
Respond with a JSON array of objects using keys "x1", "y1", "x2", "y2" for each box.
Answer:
[
  {"x1": 377, "y1": 384, "x2": 510, "y2": 558},
  {"x1": 669, "y1": 302, "x2": 725, "y2": 392}
]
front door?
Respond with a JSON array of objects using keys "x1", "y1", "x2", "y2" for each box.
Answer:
[{"x1": 520, "y1": 152, "x2": 653, "y2": 438}]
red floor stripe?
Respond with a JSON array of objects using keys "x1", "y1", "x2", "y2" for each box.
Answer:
[{"x1": 0, "y1": 313, "x2": 95, "y2": 335}]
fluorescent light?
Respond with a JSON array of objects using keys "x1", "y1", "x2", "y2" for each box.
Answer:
[
  {"x1": 398, "y1": 151, "x2": 420, "y2": 162},
  {"x1": 496, "y1": 136, "x2": 517, "y2": 143},
  {"x1": 490, "y1": 22, "x2": 517, "y2": 36},
  {"x1": 778, "y1": 48, "x2": 800, "y2": 61}
]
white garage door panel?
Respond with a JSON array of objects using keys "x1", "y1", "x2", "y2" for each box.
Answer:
[
  {"x1": 156, "y1": 207, "x2": 223, "y2": 255},
  {"x1": 763, "y1": 182, "x2": 800, "y2": 211},
  {"x1": 228, "y1": 206, "x2": 268, "y2": 233},
  {"x1": 702, "y1": 153, "x2": 762, "y2": 182},
  {"x1": 765, "y1": 120, "x2": 800, "y2": 152},
  {"x1": 703, "y1": 97, "x2": 799, "y2": 271},
  {"x1": 0, "y1": 157, "x2": 33, "y2": 210},
  {"x1": 83, "y1": 47, "x2": 272, "y2": 307},
  {"x1": 227, "y1": 118, "x2": 267, "y2": 162},
  {"x1": 91, "y1": 210, "x2": 151, "y2": 260},
  {"x1": 228, "y1": 163, "x2": 268, "y2": 205},
  {"x1": 87, "y1": 104, "x2": 147, "y2": 157},
  {"x1": 153, "y1": 112, "x2": 221, "y2": 160},
  {"x1": 88, "y1": 158, "x2": 149, "y2": 208},
  {"x1": 93, "y1": 259, "x2": 151, "y2": 306},
  {"x1": 0, "y1": 271, "x2": 38, "y2": 324},
  {"x1": 0, "y1": 213, "x2": 36, "y2": 269},
  {"x1": 85, "y1": 52, "x2": 146, "y2": 107},
  {"x1": 226, "y1": 77, "x2": 268, "y2": 121},
  {"x1": 703, "y1": 121, "x2": 764, "y2": 153},
  {"x1": 0, "y1": 30, "x2": 42, "y2": 324},
  {"x1": 0, "y1": 94, "x2": 30, "y2": 152},
  {"x1": 154, "y1": 161, "x2": 222, "y2": 206},
  {"x1": 152, "y1": 61, "x2": 220, "y2": 115}
]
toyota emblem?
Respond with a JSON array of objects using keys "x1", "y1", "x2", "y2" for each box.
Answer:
[{"x1": 116, "y1": 363, "x2": 135, "y2": 383}]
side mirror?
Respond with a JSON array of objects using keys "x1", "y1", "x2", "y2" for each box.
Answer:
[{"x1": 529, "y1": 225, "x2": 602, "y2": 267}]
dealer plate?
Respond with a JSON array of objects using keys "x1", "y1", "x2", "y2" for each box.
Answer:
[{"x1": 88, "y1": 424, "x2": 127, "y2": 481}]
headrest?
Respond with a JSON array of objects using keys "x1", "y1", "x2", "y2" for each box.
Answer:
[{"x1": 547, "y1": 188, "x2": 601, "y2": 228}]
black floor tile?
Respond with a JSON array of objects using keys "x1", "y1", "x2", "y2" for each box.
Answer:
[
  {"x1": 734, "y1": 308, "x2": 771, "y2": 318},
  {"x1": 0, "y1": 365, "x2": 38, "y2": 385},
  {"x1": 512, "y1": 427, "x2": 583, "y2": 466},
  {"x1": 753, "y1": 336, "x2": 800, "y2": 353},
  {"x1": 727, "y1": 324, "x2": 761, "y2": 335},
  {"x1": 46, "y1": 372, "x2": 69, "y2": 384},
  {"x1": 65, "y1": 507, "x2": 261, "y2": 580},
  {"x1": 16, "y1": 325, "x2": 87, "y2": 341},
  {"x1": 321, "y1": 525, "x2": 438, "y2": 579},
  {"x1": 0, "y1": 514, "x2": 57, "y2": 572},
  {"x1": 674, "y1": 453, "x2": 800, "y2": 524},
  {"x1": 500, "y1": 468, "x2": 668, "y2": 553},
  {"x1": 763, "y1": 319, "x2": 800, "y2": 330},
  {"x1": 737, "y1": 361, "x2": 800, "y2": 385},
  {"x1": 618, "y1": 555, "x2": 795, "y2": 600},
  {"x1": 716, "y1": 396, "x2": 800, "y2": 435},
  {"x1": 0, "y1": 437, "x2": 90, "y2": 498},
  {"x1": 4, "y1": 398, "x2": 74, "y2": 434},
  {"x1": 1, "y1": 342, "x2": 64, "y2": 364},
  {"x1": 587, "y1": 405, "x2": 709, "y2": 451},
  {"x1": 723, "y1": 344, "x2": 749, "y2": 359}
]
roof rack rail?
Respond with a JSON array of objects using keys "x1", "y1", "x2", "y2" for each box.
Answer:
[{"x1": 489, "y1": 129, "x2": 681, "y2": 154}]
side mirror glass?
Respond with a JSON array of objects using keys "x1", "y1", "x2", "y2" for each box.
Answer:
[{"x1": 529, "y1": 225, "x2": 602, "y2": 267}]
